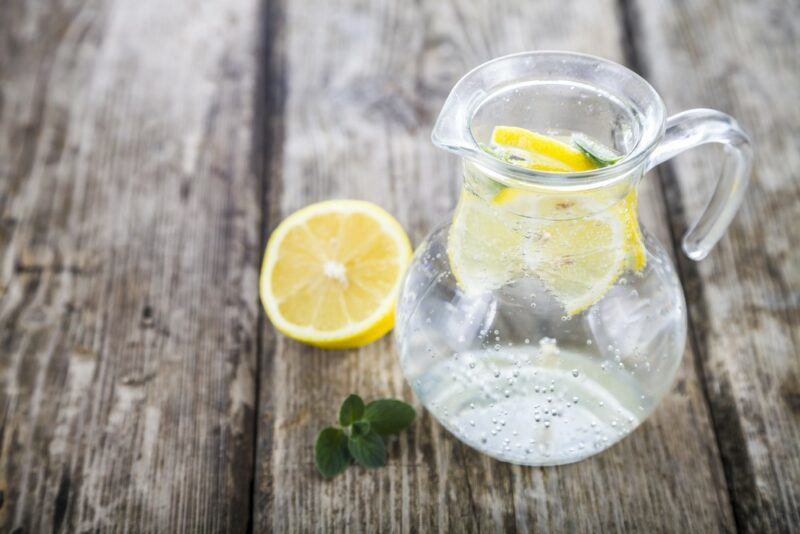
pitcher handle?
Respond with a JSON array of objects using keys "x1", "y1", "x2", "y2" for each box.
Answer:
[{"x1": 647, "y1": 109, "x2": 753, "y2": 261}]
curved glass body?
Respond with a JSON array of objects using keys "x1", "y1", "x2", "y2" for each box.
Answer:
[
  {"x1": 396, "y1": 177, "x2": 686, "y2": 465},
  {"x1": 395, "y1": 52, "x2": 752, "y2": 466}
]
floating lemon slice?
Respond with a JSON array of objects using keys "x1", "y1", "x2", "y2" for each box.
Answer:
[
  {"x1": 259, "y1": 200, "x2": 412, "y2": 348},
  {"x1": 491, "y1": 126, "x2": 597, "y2": 172},
  {"x1": 619, "y1": 190, "x2": 647, "y2": 272},
  {"x1": 492, "y1": 188, "x2": 646, "y2": 315},
  {"x1": 527, "y1": 215, "x2": 628, "y2": 315},
  {"x1": 447, "y1": 188, "x2": 523, "y2": 293},
  {"x1": 448, "y1": 126, "x2": 646, "y2": 314}
]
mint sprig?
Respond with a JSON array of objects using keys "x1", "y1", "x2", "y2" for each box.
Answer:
[
  {"x1": 314, "y1": 427, "x2": 350, "y2": 478},
  {"x1": 339, "y1": 394, "x2": 365, "y2": 426},
  {"x1": 571, "y1": 133, "x2": 622, "y2": 167},
  {"x1": 315, "y1": 394, "x2": 416, "y2": 478},
  {"x1": 363, "y1": 399, "x2": 416, "y2": 435}
]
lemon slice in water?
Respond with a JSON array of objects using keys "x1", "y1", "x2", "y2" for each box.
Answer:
[
  {"x1": 448, "y1": 126, "x2": 646, "y2": 314},
  {"x1": 447, "y1": 189, "x2": 523, "y2": 293},
  {"x1": 491, "y1": 126, "x2": 597, "y2": 172},
  {"x1": 524, "y1": 213, "x2": 628, "y2": 315},
  {"x1": 493, "y1": 187, "x2": 646, "y2": 315}
]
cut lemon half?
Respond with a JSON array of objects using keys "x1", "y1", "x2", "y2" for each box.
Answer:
[{"x1": 259, "y1": 200, "x2": 412, "y2": 349}]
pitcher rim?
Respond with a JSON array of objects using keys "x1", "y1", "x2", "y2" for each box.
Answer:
[{"x1": 433, "y1": 50, "x2": 667, "y2": 188}]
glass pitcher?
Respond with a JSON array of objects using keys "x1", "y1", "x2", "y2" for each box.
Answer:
[{"x1": 394, "y1": 51, "x2": 752, "y2": 466}]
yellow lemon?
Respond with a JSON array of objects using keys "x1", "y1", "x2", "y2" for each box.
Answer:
[
  {"x1": 492, "y1": 187, "x2": 647, "y2": 315},
  {"x1": 450, "y1": 127, "x2": 647, "y2": 314},
  {"x1": 259, "y1": 200, "x2": 412, "y2": 348},
  {"x1": 491, "y1": 126, "x2": 597, "y2": 171},
  {"x1": 523, "y1": 213, "x2": 629, "y2": 315},
  {"x1": 447, "y1": 189, "x2": 524, "y2": 293}
]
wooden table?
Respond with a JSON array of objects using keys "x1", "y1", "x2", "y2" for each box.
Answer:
[{"x1": 2, "y1": 0, "x2": 798, "y2": 531}]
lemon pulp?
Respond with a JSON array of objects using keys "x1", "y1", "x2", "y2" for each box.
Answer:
[{"x1": 260, "y1": 200, "x2": 412, "y2": 348}]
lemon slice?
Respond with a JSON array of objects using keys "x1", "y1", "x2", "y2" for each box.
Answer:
[
  {"x1": 492, "y1": 187, "x2": 599, "y2": 219},
  {"x1": 452, "y1": 128, "x2": 645, "y2": 313},
  {"x1": 448, "y1": 189, "x2": 523, "y2": 293},
  {"x1": 526, "y1": 214, "x2": 627, "y2": 315},
  {"x1": 619, "y1": 190, "x2": 647, "y2": 271},
  {"x1": 491, "y1": 126, "x2": 597, "y2": 171},
  {"x1": 259, "y1": 200, "x2": 412, "y2": 348},
  {"x1": 492, "y1": 188, "x2": 646, "y2": 314}
]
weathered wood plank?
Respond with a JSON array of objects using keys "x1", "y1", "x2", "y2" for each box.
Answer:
[
  {"x1": 254, "y1": 0, "x2": 733, "y2": 531},
  {"x1": 631, "y1": 0, "x2": 800, "y2": 530},
  {"x1": 0, "y1": 0, "x2": 261, "y2": 531}
]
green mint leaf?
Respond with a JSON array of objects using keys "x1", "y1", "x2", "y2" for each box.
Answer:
[
  {"x1": 315, "y1": 427, "x2": 351, "y2": 478},
  {"x1": 339, "y1": 394, "x2": 365, "y2": 426},
  {"x1": 363, "y1": 399, "x2": 416, "y2": 435},
  {"x1": 347, "y1": 431, "x2": 387, "y2": 468},
  {"x1": 351, "y1": 420, "x2": 371, "y2": 437},
  {"x1": 571, "y1": 133, "x2": 622, "y2": 167}
]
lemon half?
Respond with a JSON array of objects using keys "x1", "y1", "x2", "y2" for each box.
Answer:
[{"x1": 260, "y1": 200, "x2": 412, "y2": 348}]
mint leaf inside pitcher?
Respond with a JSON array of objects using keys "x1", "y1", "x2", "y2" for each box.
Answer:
[{"x1": 571, "y1": 133, "x2": 622, "y2": 167}]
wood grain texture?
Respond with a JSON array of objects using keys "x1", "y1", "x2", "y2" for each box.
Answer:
[
  {"x1": 3, "y1": 0, "x2": 796, "y2": 531},
  {"x1": 0, "y1": 0, "x2": 261, "y2": 531},
  {"x1": 630, "y1": 0, "x2": 800, "y2": 531},
  {"x1": 254, "y1": 0, "x2": 733, "y2": 531}
]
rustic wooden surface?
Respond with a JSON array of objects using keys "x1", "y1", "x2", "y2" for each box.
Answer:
[
  {"x1": 0, "y1": 0, "x2": 261, "y2": 531},
  {"x1": 631, "y1": 0, "x2": 800, "y2": 530},
  {"x1": 1, "y1": 0, "x2": 797, "y2": 532}
]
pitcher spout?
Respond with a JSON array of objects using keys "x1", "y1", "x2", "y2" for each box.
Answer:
[
  {"x1": 431, "y1": 52, "x2": 541, "y2": 158},
  {"x1": 431, "y1": 77, "x2": 482, "y2": 158}
]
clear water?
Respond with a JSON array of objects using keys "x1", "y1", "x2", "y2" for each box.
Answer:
[{"x1": 396, "y1": 223, "x2": 687, "y2": 465}]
